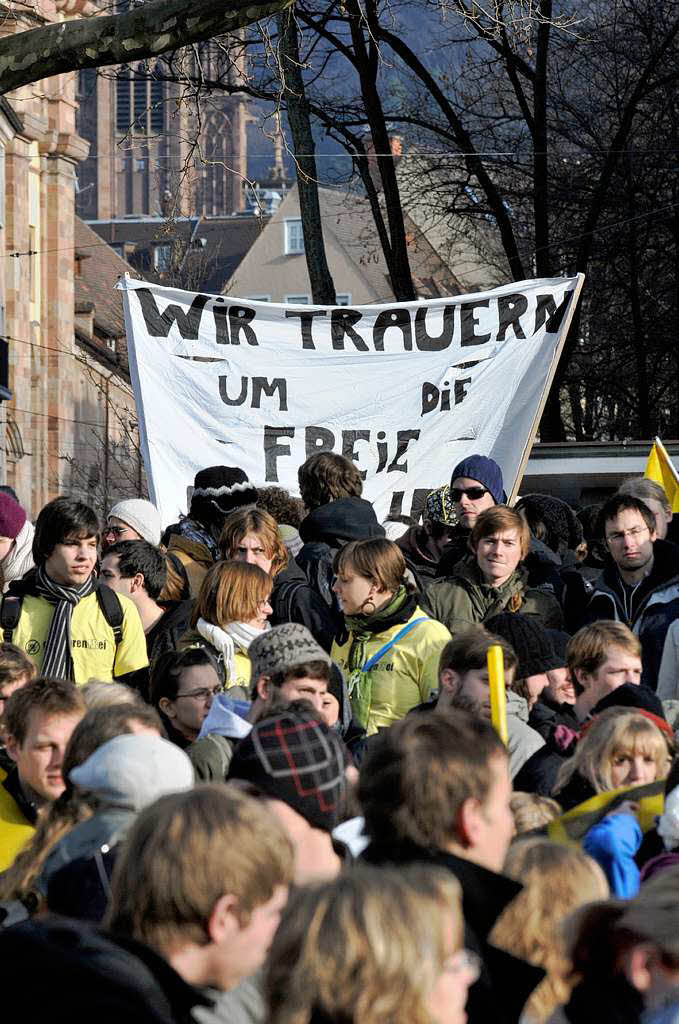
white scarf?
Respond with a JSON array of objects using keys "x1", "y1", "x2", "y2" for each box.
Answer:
[{"x1": 195, "y1": 618, "x2": 268, "y2": 684}]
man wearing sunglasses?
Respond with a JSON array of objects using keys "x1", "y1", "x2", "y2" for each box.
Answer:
[{"x1": 435, "y1": 455, "x2": 507, "y2": 578}]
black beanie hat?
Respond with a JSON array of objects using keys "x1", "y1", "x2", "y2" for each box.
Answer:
[
  {"x1": 485, "y1": 613, "x2": 562, "y2": 678},
  {"x1": 515, "y1": 493, "x2": 584, "y2": 554},
  {"x1": 190, "y1": 466, "x2": 258, "y2": 519},
  {"x1": 227, "y1": 710, "x2": 347, "y2": 832},
  {"x1": 593, "y1": 683, "x2": 665, "y2": 720}
]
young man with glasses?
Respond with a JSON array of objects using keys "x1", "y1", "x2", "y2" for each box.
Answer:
[{"x1": 581, "y1": 493, "x2": 679, "y2": 689}]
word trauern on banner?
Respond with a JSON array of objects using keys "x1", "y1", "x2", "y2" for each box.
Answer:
[{"x1": 119, "y1": 274, "x2": 584, "y2": 527}]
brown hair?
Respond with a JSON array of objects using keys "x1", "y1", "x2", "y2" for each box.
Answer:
[
  {"x1": 256, "y1": 486, "x2": 306, "y2": 529},
  {"x1": 266, "y1": 865, "x2": 463, "y2": 1024},
  {"x1": 439, "y1": 625, "x2": 518, "y2": 677},
  {"x1": 335, "y1": 538, "x2": 406, "y2": 595},
  {"x1": 191, "y1": 559, "x2": 272, "y2": 629},
  {"x1": 0, "y1": 643, "x2": 36, "y2": 690},
  {"x1": 219, "y1": 507, "x2": 288, "y2": 578},
  {"x1": 359, "y1": 709, "x2": 506, "y2": 850},
  {"x1": 566, "y1": 621, "x2": 641, "y2": 679},
  {"x1": 297, "y1": 452, "x2": 363, "y2": 510},
  {"x1": 2, "y1": 677, "x2": 85, "y2": 746},
  {"x1": 106, "y1": 785, "x2": 294, "y2": 955},
  {"x1": 471, "y1": 505, "x2": 531, "y2": 557}
]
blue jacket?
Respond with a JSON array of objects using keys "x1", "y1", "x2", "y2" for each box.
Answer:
[{"x1": 583, "y1": 811, "x2": 642, "y2": 898}]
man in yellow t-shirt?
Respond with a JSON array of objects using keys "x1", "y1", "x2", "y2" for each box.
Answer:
[
  {"x1": 0, "y1": 677, "x2": 85, "y2": 870},
  {"x1": 2, "y1": 497, "x2": 148, "y2": 684}
]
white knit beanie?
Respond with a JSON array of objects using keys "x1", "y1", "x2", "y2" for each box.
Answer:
[{"x1": 108, "y1": 499, "x2": 162, "y2": 546}]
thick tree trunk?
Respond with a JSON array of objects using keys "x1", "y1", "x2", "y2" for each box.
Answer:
[
  {"x1": 277, "y1": 8, "x2": 336, "y2": 305},
  {"x1": 0, "y1": 0, "x2": 291, "y2": 94}
]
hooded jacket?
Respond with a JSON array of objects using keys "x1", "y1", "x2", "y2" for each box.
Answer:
[
  {"x1": 362, "y1": 839, "x2": 544, "y2": 1024},
  {"x1": 161, "y1": 524, "x2": 216, "y2": 603},
  {"x1": 581, "y1": 539, "x2": 679, "y2": 689},
  {"x1": 422, "y1": 558, "x2": 563, "y2": 634},
  {"x1": 270, "y1": 558, "x2": 338, "y2": 652},
  {"x1": 297, "y1": 497, "x2": 385, "y2": 610}
]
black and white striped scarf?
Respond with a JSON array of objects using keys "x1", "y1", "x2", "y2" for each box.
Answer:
[{"x1": 35, "y1": 565, "x2": 95, "y2": 680}]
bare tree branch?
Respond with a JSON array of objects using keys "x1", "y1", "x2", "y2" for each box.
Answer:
[{"x1": 0, "y1": 0, "x2": 292, "y2": 94}]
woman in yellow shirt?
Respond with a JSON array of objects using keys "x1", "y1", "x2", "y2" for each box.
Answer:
[{"x1": 331, "y1": 538, "x2": 450, "y2": 735}]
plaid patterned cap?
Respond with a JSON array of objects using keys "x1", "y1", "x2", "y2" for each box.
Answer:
[
  {"x1": 425, "y1": 484, "x2": 458, "y2": 526},
  {"x1": 227, "y1": 710, "x2": 347, "y2": 832}
]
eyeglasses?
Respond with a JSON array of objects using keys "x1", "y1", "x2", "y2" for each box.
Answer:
[
  {"x1": 606, "y1": 526, "x2": 650, "y2": 545},
  {"x1": 442, "y1": 948, "x2": 482, "y2": 982},
  {"x1": 103, "y1": 526, "x2": 127, "y2": 537},
  {"x1": 175, "y1": 685, "x2": 224, "y2": 701},
  {"x1": 451, "y1": 486, "x2": 488, "y2": 502}
]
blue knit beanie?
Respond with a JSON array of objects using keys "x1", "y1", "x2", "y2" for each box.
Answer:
[{"x1": 450, "y1": 455, "x2": 507, "y2": 504}]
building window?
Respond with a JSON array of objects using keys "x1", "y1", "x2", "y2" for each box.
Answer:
[
  {"x1": 153, "y1": 244, "x2": 172, "y2": 271},
  {"x1": 285, "y1": 294, "x2": 309, "y2": 304},
  {"x1": 284, "y1": 219, "x2": 304, "y2": 255},
  {"x1": 336, "y1": 293, "x2": 351, "y2": 306},
  {"x1": 245, "y1": 295, "x2": 271, "y2": 302}
]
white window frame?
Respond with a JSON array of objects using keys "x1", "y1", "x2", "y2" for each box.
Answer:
[
  {"x1": 245, "y1": 294, "x2": 271, "y2": 302},
  {"x1": 336, "y1": 293, "x2": 352, "y2": 306},
  {"x1": 284, "y1": 218, "x2": 304, "y2": 255},
  {"x1": 285, "y1": 294, "x2": 310, "y2": 304},
  {"x1": 153, "y1": 243, "x2": 172, "y2": 271}
]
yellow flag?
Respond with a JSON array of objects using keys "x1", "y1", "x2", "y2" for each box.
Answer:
[{"x1": 645, "y1": 438, "x2": 679, "y2": 513}]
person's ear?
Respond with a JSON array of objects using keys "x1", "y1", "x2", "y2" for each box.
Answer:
[
  {"x1": 573, "y1": 667, "x2": 590, "y2": 691},
  {"x1": 439, "y1": 668, "x2": 460, "y2": 693},
  {"x1": 206, "y1": 893, "x2": 240, "y2": 944},
  {"x1": 457, "y1": 796, "x2": 483, "y2": 849},
  {"x1": 129, "y1": 572, "x2": 145, "y2": 594},
  {"x1": 158, "y1": 696, "x2": 175, "y2": 719},
  {"x1": 623, "y1": 945, "x2": 654, "y2": 993},
  {"x1": 256, "y1": 677, "x2": 271, "y2": 702},
  {"x1": 5, "y1": 734, "x2": 19, "y2": 763}
]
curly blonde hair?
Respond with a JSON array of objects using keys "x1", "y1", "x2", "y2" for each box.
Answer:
[
  {"x1": 265, "y1": 864, "x2": 463, "y2": 1024},
  {"x1": 491, "y1": 839, "x2": 609, "y2": 1021}
]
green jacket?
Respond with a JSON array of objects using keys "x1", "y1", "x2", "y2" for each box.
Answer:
[{"x1": 421, "y1": 559, "x2": 563, "y2": 634}]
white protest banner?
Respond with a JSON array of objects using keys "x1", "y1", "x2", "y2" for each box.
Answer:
[{"x1": 119, "y1": 274, "x2": 584, "y2": 526}]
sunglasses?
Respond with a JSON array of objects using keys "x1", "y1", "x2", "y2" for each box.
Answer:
[{"x1": 451, "y1": 486, "x2": 488, "y2": 502}]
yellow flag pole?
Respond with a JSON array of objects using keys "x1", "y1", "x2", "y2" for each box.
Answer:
[{"x1": 488, "y1": 645, "x2": 508, "y2": 745}]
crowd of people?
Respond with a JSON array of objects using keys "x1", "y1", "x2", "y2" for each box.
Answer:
[{"x1": 0, "y1": 452, "x2": 678, "y2": 1023}]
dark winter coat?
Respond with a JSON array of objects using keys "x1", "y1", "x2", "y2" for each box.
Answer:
[
  {"x1": 270, "y1": 558, "x2": 338, "y2": 652},
  {"x1": 361, "y1": 839, "x2": 544, "y2": 1024},
  {"x1": 0, "y1": 915, "x2": 212, "y2": 1024},
  {"x1": 579, "y1": 540, "x2": 679, "y2": 690}
]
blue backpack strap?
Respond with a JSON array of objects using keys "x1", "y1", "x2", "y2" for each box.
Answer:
[{"x1": 362, "y1": 617, "x2": 429, "y2": 671}]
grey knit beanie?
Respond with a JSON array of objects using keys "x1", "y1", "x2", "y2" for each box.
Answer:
[{"x1": 249, "y1": 623, "x2": 330, "y2": 681}]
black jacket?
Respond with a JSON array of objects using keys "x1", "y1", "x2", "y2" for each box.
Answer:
[
  {"x1": 362, "y1": 839, "x2": 544, "y2": 1024},
  {"x1": 297, "y1": 497, "x2": 385, "y2": 613},
  {"x1": 271, "y1": 558, "x2": 338, "y2": 651},
  {"x1": 0, "y1": 916, "x2": 212, "y2": 1024},
  {"x1": 580, "y1": 539, "x2": 679, "y2": 689}
]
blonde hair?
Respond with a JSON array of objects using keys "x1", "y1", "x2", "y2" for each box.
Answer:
[
  {"x1": 554, "y1": 708, "x2": 672, "y2": 796},
  {"x1": 510, "y1": 792, "x2": 562, "y2": 834},
  {"x1": 80, "y1": 680, "x2": 143, "y2": 710},
  {"x1": 566, "y1": 621, "x2": 641, "y2": 679},
  {"x1": 265, "y1": 864, "x2": 463, "y2": 1024},
  {"x1": 191, "y1": 559, "x2": 271, "y2": 629},
  {"x1": 219, "y1": 507, "x2": 288, "y2": 578},
  {"x1": 106, "y1": 785, "x2": 294, "y2": 956},
  {"x1": 491, "y1": 839, "x2": 609, "y2": 1021},
  {"x1": 335, "y1": 538, "x2": 406, "y2": 595}
]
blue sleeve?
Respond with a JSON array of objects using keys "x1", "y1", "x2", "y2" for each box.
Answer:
[{"x1": 583, "y1": 813, "x2": 642, "y2": 899}]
